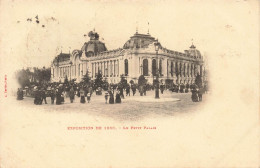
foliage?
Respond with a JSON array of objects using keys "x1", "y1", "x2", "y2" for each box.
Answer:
[
  {"x1": 15, "y1": 67, "x2": 51, "y2": 88},
  {"x1": 195, "y1": 74, "x2": 202, "y2": 88},
  {"x1": 64, "y1": 76, "x2": 69, "y2": 85},
  {"x1": 120, "y1": 74, "x2": 127, "y2": 87},
  {"x1": 94, "y1": 70, "x2": 103, "y2": 89},
  {"x1": 138, "y1": 75, "x2": 147, "y2": 86},
  {"x1": 82, "y1": 70, "x2": 91, "y2": 85}
]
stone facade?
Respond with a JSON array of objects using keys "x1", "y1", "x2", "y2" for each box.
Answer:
[{"x1": 51, "y1": 31, "x2": 205, "y2": 85}]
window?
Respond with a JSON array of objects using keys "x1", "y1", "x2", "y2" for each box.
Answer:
[
  {"x1": 171, "y1": 62, "x2": 173, "y2": 77},
  {"x1": 152, "y1": 59, "x2": 156, "y2": 76},
  {"x1": 143, "y1": 59, "x2": 148, "y2": 76},
  {"x1": 159, "y1": 60, "x2": 162, "y2": 75},
  {"x1": 124, "y1": 59, "x2": 128, "y2": 76}
]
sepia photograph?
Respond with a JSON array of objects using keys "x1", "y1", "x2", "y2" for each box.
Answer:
[{"x1": 0, "y1": 0, "x2": 259, "y2": 167}]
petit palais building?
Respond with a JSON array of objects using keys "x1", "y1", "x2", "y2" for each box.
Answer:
[{"x1": 51, "y1": 31, "x2": 205, "y2": 85}]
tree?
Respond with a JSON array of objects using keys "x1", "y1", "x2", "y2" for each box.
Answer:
[
  {"x1": 94, "y1": 70, "x2": 103, "y2": 89},
  {"x1": 195, "y1": 74, "x2": 202, "y2": 88},
  {"x1": 16, "y1": 69, "x2": 31, "y2": 88},
  {"x1": 82, "y1": 70, "x2": 91, "y2": 85},
  {"x1": 120, "y1": 74, "x2": 127, "y2": 87},
  {"x1": 64, "y1": 75, "x2": 69, "y2": 85},
  {"x1": 138, "y1": 75, "x2": 147, "y2": 86}
]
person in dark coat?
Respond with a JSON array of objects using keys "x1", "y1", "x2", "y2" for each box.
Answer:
[
  {"x1": 109, "y1": 91, "x2": 114, "y2": 104},
  {"x1": 131, "y1": 85, "x2": 136, "y2": 96},
  {"x1": 41, "y1": 89, "x2": 47, "y2": 104},
  {"x1": 198, "y1": 87, "x2": 204, "y2": 102},
  {"x1": 160, "y1": 85, "x2": 164, "y2": 94},
  {"x1": 86, "y1": 93, "x2": 91, "y2": 103},
  {"x1": 105, "y1": 92, "x2": 109, "y2": 103},
  {"x1": 50, "y1": 89, "x2": 55, "y2": 104},
  {"x1": 191, "y1": 88, "x2": 199, "y2": 102},
  {"x1": 77, "y1": 87, "x2": 80, "y2": 97},
  {"x1": 143, "y1": 84, "x2": 147, "y2": 96},
  {"x1": 17, "y1": 88, "x2": 23, "y2": 100},
  {"x1": 126, "y1": 85, "x2": 130, "y2": 96},
  {"x1": 56, "y1": 89, "x2": 62, "y2": 105},
  {"x1": 115, "y1": 91, "x2": 121, "y2": 103},
  {"x1": 80, "y1": 88, "x2": 86, "y2": 103},
  {"x1": 69, "y1": 87, "x2": 75, "y2": 103},
  {"x1": 61, "y1": 91, "x2": 65, "y2": 104},
  {"x1": 119, "y1": 87, "x2": 124, "y2": 99},
  {"x1": 34, "y1": 89, "x2": 40, "y2": 104}
]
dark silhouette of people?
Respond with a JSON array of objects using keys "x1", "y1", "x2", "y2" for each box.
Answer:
[
  {"x1": 115, "y1": 91, "x2": 121, "y2": 103},
  {"x1": 109, "y1": 91, "x2": 114, "y2": 104},
  {"x1": 126, "y1": 85, "x2": 130, "y2": 96},
  {"x1": 17, "y1": 88, "x2": 23, "y2": 100},
  {"x1": 56, "y1": 89, "x2": 62, "y2": 105},
  {"x1": 80, "y1": 88, "x2": 86, "y2": 103},
  {"x1": 50, "y1": 89, "x2": 55, "y2": 104},
  {"x1": 160, "y1": 85, "x2": 164, "y2": 94},
  {"x1": 69, "y1": 87, "x2": 75, "y2": 103},
  {"x1": 198, "y1": 87, "x2": 203, "y2": 101},
  {"x1": 87, "y1": 93, "x2": 91, "y2": 103},
  {"x1": 34, "y1": 88, "x2": 41, "y2": 105},
  {"x1": 105, "y1": 92, "x2": 109, "y2": 103},
  {"x1": 131, "y1": 85, "x2": 136, "y2": 96},
  {"x1": 41, "y1": 89, "x2": 47, "y2": 104},
  {"x1": 191, "y1": 88, "x2": 199, "y2": 102}
]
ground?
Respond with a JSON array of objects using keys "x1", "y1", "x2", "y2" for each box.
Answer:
[
  {"x1": 15, "y1": 90, "x2": 208, "y2": 121},
  {"x1": 1, "y1": 91, "x2": 258, "y2": 167}
]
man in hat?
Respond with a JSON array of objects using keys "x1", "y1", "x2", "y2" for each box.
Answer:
[
  {"x1": 41, "y1": 88, "x2": 47, "y2": 104},
  {"x1": 105, "y1": 91, "x2": 109, "y2": 103},
  {"x1": 50, "y1": 88, "x2": 55, "y2": 104},
  {"x1": 86, "y1": 93, "x2": 91, "y2": 103},
  {"x1": 69, "y1": 87, "x2": 75, "y2": 103},
  {"x1": 80, "y1": 87, "x2": 86, "y2": 103},
  {"x1": 109, "y1": 91, "x2": 114, "y2": 104},
  {"x1": 115, "y1": 91, "x2": 121, "y2": 103}
]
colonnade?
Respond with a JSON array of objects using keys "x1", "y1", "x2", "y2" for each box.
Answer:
[{"x1": 91, "y1": 59, "x2": 119, "y2": 78}]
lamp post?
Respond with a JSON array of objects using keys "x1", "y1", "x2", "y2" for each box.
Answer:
[{"x1": 154, "y1": 40, "x2": 160, "y2": 99}]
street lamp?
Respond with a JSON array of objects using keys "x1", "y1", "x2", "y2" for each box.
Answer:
[{"x1": 154, "y1": 40, "x2": 160, "y2": 99}]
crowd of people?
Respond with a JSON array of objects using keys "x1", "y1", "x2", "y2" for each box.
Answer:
[{"x1": 17, "y1": 81, "x2": 208, "y2": 105}]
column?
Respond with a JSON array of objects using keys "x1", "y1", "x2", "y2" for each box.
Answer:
[
  {"x1": 113, "y1": 60, "x2": 116, "y2": 77},
  {"x1": 162, "y1": 58, "x2": 167, "y2": 77}
]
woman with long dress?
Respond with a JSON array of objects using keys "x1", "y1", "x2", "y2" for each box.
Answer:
[
  {"x1": 109, "y1": 91, "x2": 114, "y2": 104},
  {"x1": 80, "y1": 88, "x2": 86, "y2": 103}
]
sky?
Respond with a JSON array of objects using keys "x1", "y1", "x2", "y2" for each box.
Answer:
[{"x1": 0, "y1": 0, "x2": 258, "y2": 71}]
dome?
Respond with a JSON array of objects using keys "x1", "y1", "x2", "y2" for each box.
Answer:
[
  {"x1": 81, "y1": 31, "x2": 107, "y2": 57},
  {"x1": 123, "y1": 33, "x2": 156, "y2": 49},
  {"x1": 188, "y1": 44, "x2": 201, "y2": 58}
]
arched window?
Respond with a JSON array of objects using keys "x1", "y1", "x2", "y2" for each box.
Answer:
[
  {"x1": 180, "y1": 63, "x2": 182, "y2": 77},
  {"x1": 184, "y1": 64, "x2": 186, "y2": 77},
  {"x1": 159, "y1": 59, "x2": 162, "y2": 75},
  {"x1": 124, "y1": 59, "x2": 128, "y2": 76},
  {"x1": 143, "y1": 59, "x2": 148, "y2": 76},
  {"x1": 171, "y1": 62, "x2": 173, "y2": 77},
  {"x1": 175, "y1": 62, "x2": 178, "y2": 76},
  {"x1": 152, "y1": 59, "x2": 156, "y2": 76},
  {"x1": 187, "y1": 64, "x2": 190, "y2": 77}
]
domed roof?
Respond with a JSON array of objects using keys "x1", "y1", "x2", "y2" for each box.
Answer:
[
  {"x1": 81, "y1": 31, "x2": 107, "y2": 57},
  {"x1": 188, "y1": 44, "x2": 201, "y2": 58},
  {"x1": 123, "y1": 32, "x2": 156, "y2": 49}
]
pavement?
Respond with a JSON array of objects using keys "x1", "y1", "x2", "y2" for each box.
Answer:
[{"x1": 14, "y1": 90, "x2": 208, "y2": 121}]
